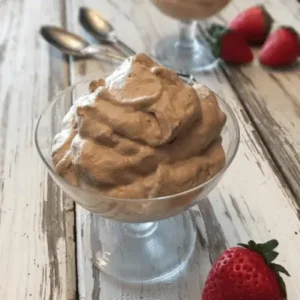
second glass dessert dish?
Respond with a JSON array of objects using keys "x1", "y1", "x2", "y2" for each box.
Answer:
[
  {"x1": 36, "y1": 54, "x2": 239, "y2": 283},
  {"x1": 151, "y1": 0, "x2": 231, "y2": 72}
]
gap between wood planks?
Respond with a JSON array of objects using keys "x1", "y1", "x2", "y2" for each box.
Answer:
[{"x1": 59, "y1": 0, "x2": 80, "y2": 298}]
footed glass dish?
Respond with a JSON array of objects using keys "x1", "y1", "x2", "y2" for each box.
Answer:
[{"x1": 35, "y1": 71, "x2": 240, "y2": 283}]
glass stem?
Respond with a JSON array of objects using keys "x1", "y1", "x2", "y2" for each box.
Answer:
[
  {"x1": 176, "y1": 21, "x2": 200, "y2": 51},
  {"x1": 123, "y1": 222, "x2": 158, "y2": 238}
]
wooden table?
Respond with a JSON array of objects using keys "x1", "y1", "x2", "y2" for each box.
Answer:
[{"x1": 1, "y1": 0, "x2": 300, "y2": 299}]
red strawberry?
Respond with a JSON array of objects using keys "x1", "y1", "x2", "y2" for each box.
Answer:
[
  {"x1": 229, "y1": 5, "x2": 273, "y2": 45},
  {"x1": 208, "y1": 24, "x2": 254, "y2": 64},
  {"x1": 202, "y1": 240, "x2": 290, "y2": 300},
  {"x1": 259, "y1": 26, "x2": 299, "y2": 67}
]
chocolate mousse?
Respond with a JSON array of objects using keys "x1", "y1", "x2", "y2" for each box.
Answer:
[{"x1": 52, "y1": 53, "x2": 226, "y2": 199}]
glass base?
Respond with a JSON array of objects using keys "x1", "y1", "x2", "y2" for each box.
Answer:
[
  {"x1": 153, "y1": 35, "x2": 219, "y2": 73},
  {"x1": 83, "y1": 211, "x2": 197, "y2": 283}
]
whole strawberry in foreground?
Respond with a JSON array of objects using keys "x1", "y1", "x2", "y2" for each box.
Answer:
[
  {"x1": 202, "y1": 240, "x2": 290, "y2": 300},
  {"x1": 229, "y1": 5, "x2": 273, "y2": 45},
  {"x1": 259, "y1": 26, "x2": 299, "y2": 67},
  {"x1": 208, "y1": 24, "x2": 254, "y2": 64}
]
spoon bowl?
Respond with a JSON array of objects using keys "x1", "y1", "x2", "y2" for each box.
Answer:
[
  {"x1": 40, "y1": 25, "x2": 125, "y2": 62},
  {"x1": 79, "y1": 7, "x2": 116, "y2": 43},
  {"x1": 40, "y1": 26, "x2": 89, "y2": 56},
  {"x1": 79, "y1": 7, "x2": 135, "y2": 55}
]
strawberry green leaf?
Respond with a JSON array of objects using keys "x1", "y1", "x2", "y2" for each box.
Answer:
[
  {"x1": 206, "y1": 23, "x2": 230, "y2": 58},
  {"x1": 277, "y1": 276, "x2": 287, "y2": 298},
  {"x1": 207, "y1": 23, "x2": 227, "y2": 37},
  {"x1": 255, "y1": 239, "x2": 278, "y2": 253},
  {"x1": 263, "y1": 239, "x2": 279, "y2": 250},
  {"x1": 271, "y1": 263, "x2": 291, "y2": 277},
  {"x1": 254, "y1": 244, "x2": 265, "y2": 254},
  {"x1": 264, "y1": 251, "x2": 279, "y2": 264},
  {"x1": 240, "y1": 239, "x2": 280, "y2": 263},
  {"x1": 248, "y1": 240, "x2": 257, "y2": 249}
]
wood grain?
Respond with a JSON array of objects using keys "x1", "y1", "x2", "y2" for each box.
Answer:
[
  {"x1": 0, "y1": 0, "x2": 76, "y2": 299},
  {"x1": 64, "y1": 0, "x2": 300, "y2": 299}
]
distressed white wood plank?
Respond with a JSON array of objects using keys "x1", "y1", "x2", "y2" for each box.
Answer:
[
  {"x1": 0, "y1": 0, "x2": 76, "y2": 299},
  {"x1": 64, "y1": 0, "x2": 300, "y2": 299}
]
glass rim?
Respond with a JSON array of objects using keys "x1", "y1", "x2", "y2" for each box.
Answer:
[{"x1": 35, "y1": 75, "x2": 240, "y2": 202}]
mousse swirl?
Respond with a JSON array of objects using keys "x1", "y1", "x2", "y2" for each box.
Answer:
[{"x1": 52, "y1": 54, "x2": 226, "y2": 199}]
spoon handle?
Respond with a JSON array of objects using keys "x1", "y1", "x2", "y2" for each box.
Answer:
[
  {"x1": 81, "y1": 45, "x2": 125, "y2": 61},
  {"x1": 115, "y1": 39, "x2": 136, "y2": 56},
  {"x1": 90, "y1": 52, "x2": 124, "y2": 63}
]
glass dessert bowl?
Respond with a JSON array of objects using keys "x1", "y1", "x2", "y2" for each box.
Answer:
[
  {"x1": 35, "y1": 56, "x2": 239, "y2": 284},
  {"x1": 151, "y1": 0, "x2": 231, "y2": 72}
]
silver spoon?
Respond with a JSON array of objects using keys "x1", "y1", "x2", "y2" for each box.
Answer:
[
  {"x1": 79, "y1": 7, "x2": 136, "y2": 56},
  {"x1": 40, "y1": 26, "x2": 125, "y2": 61},
  {"x1": 40, "y1": 26, "x2": 196, "y2": 84}
]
